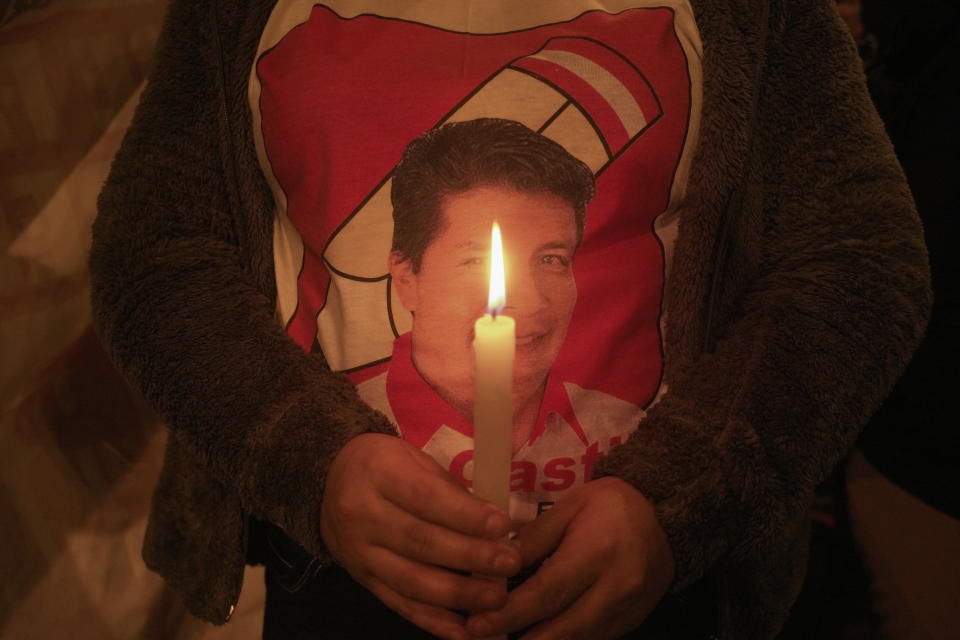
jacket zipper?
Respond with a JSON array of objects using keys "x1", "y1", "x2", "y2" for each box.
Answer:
[
  {"x1": 703, "y1": 5, "x2": 772, "y2": 638},
  {"x1": 210, "y1": 0, "x2": 243, "y2": 622}
]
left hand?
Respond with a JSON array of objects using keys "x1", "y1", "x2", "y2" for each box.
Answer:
[{"x1": 466, "y1": 477, "x2": 675, "y2": 639}]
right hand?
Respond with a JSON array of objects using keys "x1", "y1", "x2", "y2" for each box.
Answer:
[{"x1": 320, "y1": 433, "x2": 521, "y2": 640}]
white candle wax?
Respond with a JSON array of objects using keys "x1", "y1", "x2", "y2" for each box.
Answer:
[
  {"x1": 471, "y1": 223, "x2": 513, "y2": 640},
  {"x1": 472, "y1": 313, "x2": 514, "y2": 513}
]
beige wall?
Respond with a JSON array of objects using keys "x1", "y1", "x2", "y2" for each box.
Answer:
[{"x1": 0, "y1": 3, "x2": 264, "y2": 637}]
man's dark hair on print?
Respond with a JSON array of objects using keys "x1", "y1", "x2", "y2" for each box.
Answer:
[{"x1": 390, "y1": 117, "x2": 596, "y2": 272}]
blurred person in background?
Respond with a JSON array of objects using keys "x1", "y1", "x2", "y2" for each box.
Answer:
[{"x1": 841, "y1": 1, "x2": 960, "y2": 638}]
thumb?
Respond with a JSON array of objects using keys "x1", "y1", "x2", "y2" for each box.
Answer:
[{"x1": 512, "y1": 500, "x2": 580, "y2": 568}]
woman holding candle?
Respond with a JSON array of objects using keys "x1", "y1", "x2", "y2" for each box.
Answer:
[{"x1": 89, "y1": 1, "x2": 930, "y2": 639}]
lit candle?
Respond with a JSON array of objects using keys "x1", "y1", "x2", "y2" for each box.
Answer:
[{"x1": 472, "y1": 222, "x2": 514, "y2": 515}]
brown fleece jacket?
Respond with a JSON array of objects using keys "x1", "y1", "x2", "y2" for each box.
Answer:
[{"x1": 89, "y1": 0, "x2": 930, "y2": 637}]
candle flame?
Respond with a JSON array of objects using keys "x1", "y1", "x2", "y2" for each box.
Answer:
[{"x1": 488, "y1": 222, "x2": 506, "y2": 316}]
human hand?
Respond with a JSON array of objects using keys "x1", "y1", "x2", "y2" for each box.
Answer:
[
  {"x1": 466, "y1": 476, "x2": 674, "y2": 640},
  {"x1": 320, "y1": 433, "x2": 522, "y2": 640}
]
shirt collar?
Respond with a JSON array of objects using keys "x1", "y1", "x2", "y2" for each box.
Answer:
[{"x1": 386, "y1": 332, "x2": 588, "y2": 450}]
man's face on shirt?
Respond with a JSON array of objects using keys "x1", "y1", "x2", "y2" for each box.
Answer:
[{"x1": 391, "y1": 184, "x2": 579, "y2": 416}]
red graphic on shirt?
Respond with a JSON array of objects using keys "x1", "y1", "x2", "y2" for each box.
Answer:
[{"x1": 257, "y1": 6, "x2": 692, "y2": 439}]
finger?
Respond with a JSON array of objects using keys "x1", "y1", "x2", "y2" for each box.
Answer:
[
  {"x1": 519, "y1": 575, "x2": 649, "y2": 640},
  {"x1": 381, "y1": 461, "x2": 511, "y2": 539},
  {"x1": 369, "y1": 545, "x2": 509, "y2": 613},
  {"x1": 375, "y1": 500, "x2": 521, "y2": 575},
  {"x1": 467, "y1": 535, "x2": 595, "y2": 637},
  {"x1": 512, "y1": 499, "x2": 580, "y2": 568},
  {"x1": 364, "y1": 575, "x2": 471, "y2": 640}
]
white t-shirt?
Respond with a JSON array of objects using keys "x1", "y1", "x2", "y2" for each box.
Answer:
[{"x1": 250, "y1": 0, "x2": 702, "y2": 523}]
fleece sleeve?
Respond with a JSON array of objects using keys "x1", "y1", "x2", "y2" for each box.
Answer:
[
  {"x1": 89, "y1": 0, "x2": 396, "y2": 560},
  {"x1": 593, "y1": 0, "x2": 931, "y2": 591}
]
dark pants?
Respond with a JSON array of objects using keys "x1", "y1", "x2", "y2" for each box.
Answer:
[
  {"x1": 260, "y1": 521, "x2": 430, "y2": 639},
  {"x1": 258, "y1": 521, "x2": 717, "y2": 639}
]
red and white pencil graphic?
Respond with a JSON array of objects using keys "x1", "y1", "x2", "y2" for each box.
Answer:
[{"x1": 306, "y1": 37, "x2": 662, "y2": 372}]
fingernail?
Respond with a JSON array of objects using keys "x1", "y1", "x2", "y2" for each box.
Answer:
[
  {"x1": 469, "y1": 617, "x2": 493, "y2": 637},
  {"x1": 484, "y1": 510, "x2": 505, "y2": 537},
  {"x1": 493, "y1": 552, "x2": 515, "y2": 573}
]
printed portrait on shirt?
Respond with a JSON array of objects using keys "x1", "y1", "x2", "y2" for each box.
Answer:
[
  {"x1": 386, "y1": 119, "x2": 589, "y2": 445},
  {"x1": 251, "y1": 3, "x2": 699, "y2": 520}
]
